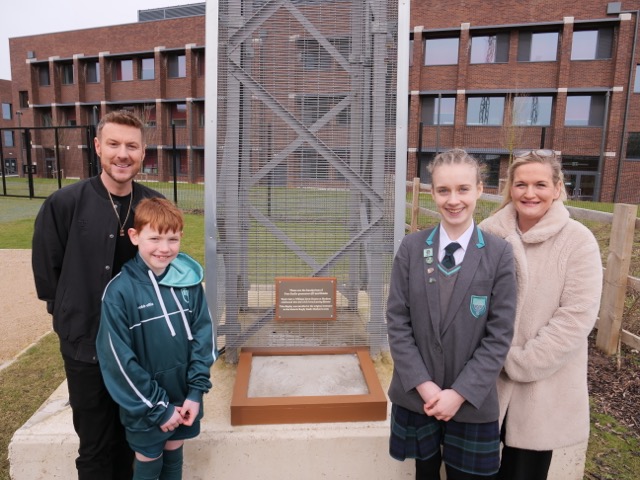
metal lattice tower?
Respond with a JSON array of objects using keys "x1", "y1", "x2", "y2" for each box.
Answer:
[{"x1": 206, "y1": 0, "x2": 399, "y2": 362}]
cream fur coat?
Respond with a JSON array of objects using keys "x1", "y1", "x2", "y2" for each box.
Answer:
[{"x1": 480, "y1": 201, "x2": 603, "y2": 450}]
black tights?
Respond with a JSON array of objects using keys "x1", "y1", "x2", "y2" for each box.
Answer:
[
  {"x1": 415, "y1": 454, "x2": 496, "y2": 480},
  {"x1": 496, "y1": 446, "x2": 552, "y2": 480}
]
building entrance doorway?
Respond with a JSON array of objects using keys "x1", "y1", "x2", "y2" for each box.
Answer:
[
  {"x1": 564, "y1": 171, "x2": 597, "y2": 201},
  {"x1": 4, "y1": 158, "x2": 17, "y2": 175}
]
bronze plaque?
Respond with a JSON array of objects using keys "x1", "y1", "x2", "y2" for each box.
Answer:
[{"x1": 275, "y1": 277, "x2": 337, "y2": 321}]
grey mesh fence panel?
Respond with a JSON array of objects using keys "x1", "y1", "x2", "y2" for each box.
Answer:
[{"x1": 212, "y1": 0, "x2": 398, "y2": 360}]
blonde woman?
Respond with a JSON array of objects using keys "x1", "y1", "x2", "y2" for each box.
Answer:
[{"x1": 480, "y1": 150, "x2": 603, "y2": 480}]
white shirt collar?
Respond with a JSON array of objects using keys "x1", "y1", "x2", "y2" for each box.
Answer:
[{"x1": 438, "y1": 222, "x2": 475, "y2": 263}]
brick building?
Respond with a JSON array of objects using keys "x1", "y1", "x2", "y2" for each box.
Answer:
[
  {"x1": 0, "y1": 79, "x2": 21, "y2": 175},
  {"x1": 5, "y1": 4, "x2": 206, "y2": 182},
  {"x1": 408, "y1": 0, "x2": 640, "y2": 202},
  {"x1": 3, "y1": 1, "x2": 640, "y2": 202}
]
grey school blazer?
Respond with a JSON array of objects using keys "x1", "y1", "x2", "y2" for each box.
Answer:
[{"x1": 387, "y1": 224, "x2": 516, "y2": 424}]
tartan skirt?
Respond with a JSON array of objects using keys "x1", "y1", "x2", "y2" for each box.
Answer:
[{"x1": 389, "y1": 404, "x2": 500, "y2": 476}]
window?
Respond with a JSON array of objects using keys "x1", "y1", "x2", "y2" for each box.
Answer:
[
  {"x1": 39, "y1": 65, "x2": 50, "y2": 86},
  {"x1": 299, "y1": 149, "x2": 329, "y2": 180},
  {"x1": 140, "y1": 57, "x2": 155, "y2": 80},
  {"x1": 168, "y1": 53, "x2": 186, "y2": 78},
  {"x1": 512, "y1": 96, "x2": 553, "y2": 126},
  {"x1": 60, "y1": 63, "x2": 74, "y2": 85},
  {"x1": 466, "y1": 96, "x2": 505, "y2": 126},
  {"x1": 2, "y1": 103, "x2": 11, "y2": 120},
  {"x1": 168, "y1": 150, "x2": 188, "y2": 175},
  {"x1": 19, "y1": 91, "x2": 29, "y2": 108},
  {"x1": 3, "y1": 130, "x2": 14, "y2": 147},
  {"x1": 86, "y1": 62, "x2": 100, "y2": 83},
  {"x1": 113, "y1": 59, "x2": 133, "y2": 81},
  {"x1": 626, "y1": 132, "x2": 640, "y2": 159},
  {"x1": 564, "y1": 95, "x2": 605, "y2": 126},
  {"x1": 475, "y1": 154, "x2": 501, "y2": 187},
  {"x1": 41, "y1": 111, "x2": 53, "y2": 127},
  {"x1": 571, "y1": 28, "x2": 613, "y2": 60},
  {"x1": 143, "y1": 150, "x2": 158, "y2": 174},
  {"x1": 142, "y1": 104, "x2": 156, "y2": 127},
  {"x1": 421, "y1": 96, "x2": 456, "y2": 125},
  {"x1": 170, "y1": 103, "x2": 187, "y2": 127},
  {"x1": 297, "y1": 38, "x2": 350, "y2": 70},
  {"x1": 61, "y1": 107, "x2": 76, "y2": 126},
  {"x1": 300, "y1": 95, "x2": 349, "y2": 126},
  {"x1": 470, "y1": 33, "x2": 509, "y2": 63},
  {"x1": 196, "y1": 52, "x2": 205, "y2": 76},
  {"x1": 518, "y1": 32, "x2": 559, "y2": 62},
  {"x1": 635, "y1": 65, "x2": 640, "y2": 92},
  {"x1": 409, "y1": 39, "x2": 414, "y2": 67},
  {"x1": 424, "y1": 37, "x2": 459, "y2": 65}
]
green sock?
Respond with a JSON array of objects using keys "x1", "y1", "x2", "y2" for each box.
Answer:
[
  {"x1": 160, "y1": 446, "x2": 184, "y2": 480},
  {"x1": 133, "y1": 455, "x2": 163, "y2": 480}
]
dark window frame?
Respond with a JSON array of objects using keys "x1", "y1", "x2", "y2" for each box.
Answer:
[
  {"x1": 517, "y1": 31, "x2": 560, "y2": 62},
  {"x1": 470, "y1": 33, "x2": 510, "y2": 64},
  {"x1": 564, "y1": 94, "x2": 606, "y2": 127},
  {"x1": 60, "y1": 63, "x2": 74, "y2": 85},
  {"x1": 420, "y1": 96, "x2": 456, "y2": 125},
  {"x1": 424, "y1": 37, "x2": 460, "y2": 66},
  {"x1": 466, "y1": 95, "x2": 506, "y2": 126},
  {"x1": 167, "y1": 53, "x2": 186, "y2": 78},
  {"x1": 571, "y1": 27, "x2": 613, "y2": 60},
  {"x1": 112, "y1": 59, "x2": 134, "y2": 82},
  {"x1": 140, "y1": 57, "x2": 155, "y2": 80}
]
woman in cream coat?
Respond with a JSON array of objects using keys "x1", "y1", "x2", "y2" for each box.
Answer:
[{"x1": 480, "y1": 150, "x2": 603, "y2": 480}]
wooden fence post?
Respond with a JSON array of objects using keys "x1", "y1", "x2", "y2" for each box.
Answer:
[
  {"x1": 410, "y1": 177, "x2": 420, "y2": 232},
  {"x1": 596, "y1": 203, "x2": 638, "y2": 355}
]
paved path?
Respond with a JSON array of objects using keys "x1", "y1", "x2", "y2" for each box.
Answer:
[{"x1": 0, "y1": 249, "x2": 52, "y2": 370}]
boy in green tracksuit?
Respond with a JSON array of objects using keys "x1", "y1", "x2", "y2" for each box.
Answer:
[{"x1": 97, "y1": 197, "x2": 217, "y2": 480}]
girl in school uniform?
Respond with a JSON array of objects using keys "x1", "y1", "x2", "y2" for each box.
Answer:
[{"x1": 386, "y1": 149, "x2": 517, "y2": 480}]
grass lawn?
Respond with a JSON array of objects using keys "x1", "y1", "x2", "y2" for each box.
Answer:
[{"x1": 1, "y1": 194, "x2": 638, "y2": 479}]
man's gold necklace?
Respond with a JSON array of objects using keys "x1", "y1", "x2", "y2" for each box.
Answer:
[{"x1": 106, "y1": 190, "x2": 133, "y2": 237}]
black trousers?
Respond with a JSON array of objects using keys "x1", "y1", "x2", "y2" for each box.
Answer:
[
  {"x1": 63, "y1": 355, "x2": 134, "y2": 480},
  {"x1": 496, "y1": 446, "x2": 552, "y2": 480}
]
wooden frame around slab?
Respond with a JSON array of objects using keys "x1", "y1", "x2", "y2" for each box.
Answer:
[{"x1": 230, "y1": 347, "x2": 388, "y2": 426}]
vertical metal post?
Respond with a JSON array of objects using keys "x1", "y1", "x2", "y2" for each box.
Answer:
[
  {"x1": 394, "y1": 0, "x2": 410, "y2": 254},
  {"x1": 0, "y1": 139, "x2": 6, "y2": 195},
  {"x1": 596, "y1": 90, "x2": 611, "y2": 201},
  {"x1": 25, "y1": 129, "x2": 34, "y2": 198},
  {"x1": 614, "y1": 9, "x2": 639, "y2": 202},
  {"x1": 15, "y1": 111, "x2": 23, "y2": 175},
  {"x1": 54, "y1": 127, "x2": 62, "y2": 189},
  {"x1": 172, "y1": 123, "x2": 178, "y2": 205},
  {"x1": 87, "y1": 125, "x2": 98, "y2": 176},
  {"x1": 435, "y1": 93, "x2": 441, "y2": 155}
]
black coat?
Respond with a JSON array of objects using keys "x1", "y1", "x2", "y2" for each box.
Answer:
[{"x1": 32, "y1": 176, "x2": 163, "y2": 363}]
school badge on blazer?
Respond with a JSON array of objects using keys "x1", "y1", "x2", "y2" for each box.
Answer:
[{"x1": 470, "y1": 295, "x2": 488, "y2": 318}]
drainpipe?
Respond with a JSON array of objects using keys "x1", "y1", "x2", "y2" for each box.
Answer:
[
  {"x1": 596, "y1": 90, "x2": 611, "y2": 201},
  {"x1": 613, "y1": 7, "x2": 639, "y2": 202}
]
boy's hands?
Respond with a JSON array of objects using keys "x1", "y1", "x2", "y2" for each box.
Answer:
[
  {"x1": 160, "y1": 407, "x2": 184, "y2": 432},
  {"x1": 159, "y1": 400, "x2": 202, "y2": 431},
  {"x1": 179, "y1": 399, "x2": 201, "y2": 426}
]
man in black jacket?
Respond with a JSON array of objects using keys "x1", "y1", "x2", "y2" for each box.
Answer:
[{"x1": 32, "y1": 110, "x2": 164, "y2": 480}]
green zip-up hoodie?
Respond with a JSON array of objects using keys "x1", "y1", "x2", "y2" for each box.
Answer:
[{"x1": 97, "y1": 252, "x2": 217, "y2": 434}]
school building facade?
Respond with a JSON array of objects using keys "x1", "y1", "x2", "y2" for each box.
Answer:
[
  {"x1": 3, "y1": 4, "x2": 206, "y2": 183},
  {"x1": 408, "y1": 0, "x2": 640, "y2": 203},
  {"x1": 3, "y1": 1, "x2": 640, "y2": 202}
]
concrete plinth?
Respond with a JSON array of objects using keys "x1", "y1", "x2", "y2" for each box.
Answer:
[
  {"x1": 9, "y1": 358, "x2": 586, "y2": 479},
  {"x1": 9, "y1": 359, "x2": 414, "y2": 479}
]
